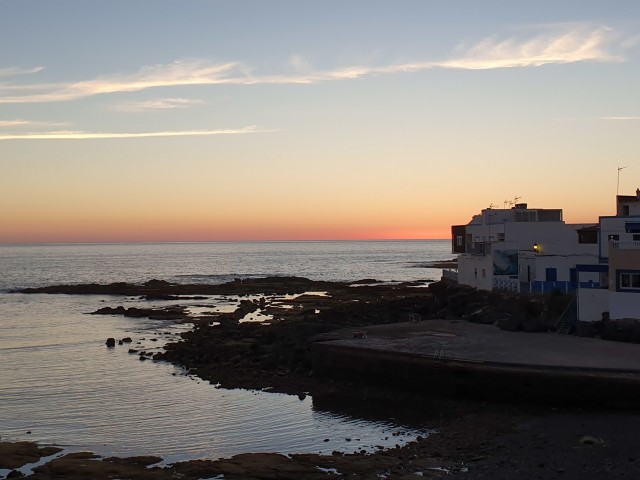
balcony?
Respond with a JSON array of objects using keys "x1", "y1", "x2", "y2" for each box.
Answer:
[
  {"x1": 466, "y1": 242, "x2": 492, "y2": 255},
  {"x1": 611, "y1": 241, "x2": 640, "y2": 250}
]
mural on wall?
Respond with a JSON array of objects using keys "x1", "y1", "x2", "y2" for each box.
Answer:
[{"x1": 494, "y1": 250, "x2": 518, "y2": 276}]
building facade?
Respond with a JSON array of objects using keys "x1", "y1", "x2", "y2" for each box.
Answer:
[
  {"x1": 576, "y1": 190, "x2": 640, "y2": 321},
  {"x1": 451, "y1": 203, "x2": 599, "y2": 293}
]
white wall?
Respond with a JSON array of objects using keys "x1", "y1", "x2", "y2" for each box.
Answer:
[
  {"x1": 599, "y1": 215, "x2": 640, "y2": 258},
  {"x1": 577, "y1": 289, "x2": 609, "y2": 322},
  {"x1": 503, "y1": 222, "x2": 597, "y2": 257},
  {"x1": 533, "y1": 256, "x2": 592, "y2": 282},
  {"x1": 609, "y1": 291, "x2": 640, "y2": 320},
  {"x1": 457, "y1": 255, "x2": 493, "y2": 291}
]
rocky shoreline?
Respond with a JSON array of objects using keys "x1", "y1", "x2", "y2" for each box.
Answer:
[{"x1": 5, "y1": 277, "x2": 640, "y2": 479}]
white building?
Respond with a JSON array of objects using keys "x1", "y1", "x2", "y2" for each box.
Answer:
[
  {"x1": 451, "y1": 203, "x2": 599, "y2": 293},
  {"x1": 577, "y1": 190, "x2": 640, "y2": 322}
]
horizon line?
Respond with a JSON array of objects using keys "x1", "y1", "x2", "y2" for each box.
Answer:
[{"x1": 0, "y1": 238, "x2": 449, "y2": 246}]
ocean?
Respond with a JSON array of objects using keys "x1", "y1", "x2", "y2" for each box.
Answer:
[{"x1": 0, "y1": 240, "x2": 450, "y2": 463}]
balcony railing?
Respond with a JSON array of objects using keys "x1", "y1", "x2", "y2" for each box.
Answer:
[
  {"x1": 493, "y1": 277, "x2": 518, "y2": 292},
  {"x1": 466, "y1": 242, "x2": 491, "y2": 255},
  {"x1": 610, "y1": 241, "x2": 640, "y2": 250}
]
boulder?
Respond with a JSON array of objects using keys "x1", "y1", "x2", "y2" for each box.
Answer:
[
  {"x1": 602, "y1": 318, "x2": 640, "y2": 344},
  {"x1": 105, "y1": 338, "x2": 116, "y2": 347}
]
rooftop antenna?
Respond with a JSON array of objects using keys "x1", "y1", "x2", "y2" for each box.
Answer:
[
  {"x1": 488, "y1": 202, "x2": 495, "y2": 209},
  {"x1": 513, "y1": 195, "x2": 522, "y2": 205},
  {"x1": 617, "y1": 166, "x2": 627, "y2": 196}
]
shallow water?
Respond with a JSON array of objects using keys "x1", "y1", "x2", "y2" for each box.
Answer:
[{"x1": 0, "y1": 241, "x2": 448, "y2": 461}]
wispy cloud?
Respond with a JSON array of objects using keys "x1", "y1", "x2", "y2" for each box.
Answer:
[
  {"x1": 439, "y1": 25, "x2": 617, "y2": 69},
  {"x1": 0, "y1": 120, "x2": 33, "y2": 127},
  {"x1": 0, "y1": 24, "x2": 622, "y2": 104},
  {"x1": 0, "y1": 119, "x2": 69, "y2": 127},
  {"x1": 0, "y1": 66, "x2": 45, "y2": 77},
  {"x1": 111, "y1": 97, "x2": 204, "y2": 112},
  {"x1": 0, "y1": 60, "x2": 246, "y2": 104},
  {"x1": 600, "y1": 116, "x2": 640, "y2": 121},
  {"x1": 0, "y1": 125, "x2": 267, "y2": 141}
]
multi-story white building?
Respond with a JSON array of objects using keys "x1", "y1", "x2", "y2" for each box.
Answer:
[
  {"x1": 451, "y1": 203, "x2": 599, "y2": 293},
  {"x1": 577, "y1": 191, "x2": 640, "y2": 321}
]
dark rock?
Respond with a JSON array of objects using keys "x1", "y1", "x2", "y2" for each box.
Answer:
[
  {"x1": 144, "y1": 279, "x2": 172, "y2": 288},
  {"x1": 602, "y1": 318, "x2": 640, "y2": 344},
  {"x1": 576, "y1": 320, "x2": 602, "y2": 337},
  {"x1": 105, "y1": 338, "x2": 116, "y2": 347},
  {"x1": 7, "y1": 470, "x2": 25, "y2": 478},
  {"x1": 522, "y1": 314, "x2": 548, "y2": 333},
  {"x1": 93, "y1": 306, "x2": 126, "y2": 315},
  {"x1": 497, "y1": 315, "x2": 522, "y2": 331},
  {"x1": 122, "y1": 337, "x2": 133, "y2": 343}
]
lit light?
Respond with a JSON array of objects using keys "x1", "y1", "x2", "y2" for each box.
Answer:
[{"x1": 533, "y1": 243, "x2": 539, "y2": 253}]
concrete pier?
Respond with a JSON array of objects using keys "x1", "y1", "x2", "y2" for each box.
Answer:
[{"x1": 310, "y1": 320, "x2": 640, "y2": 407}]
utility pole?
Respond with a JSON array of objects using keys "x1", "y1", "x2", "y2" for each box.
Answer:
[{"x1": 617, "y1": 166, "x2": 627, "y2": 196}]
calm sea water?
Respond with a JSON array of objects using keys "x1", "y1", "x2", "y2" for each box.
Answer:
[{"x1": 0, "y1": 241, "x2": 450, "y2": 463}]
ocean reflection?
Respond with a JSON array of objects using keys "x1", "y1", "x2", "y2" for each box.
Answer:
[{"x1": 0, "y1": 293, "x2": 427, "y2": 462}]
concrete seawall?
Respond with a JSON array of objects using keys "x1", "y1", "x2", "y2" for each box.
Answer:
[{"x1": 310, "y1": 320, "x2": 640, "y2": 407}]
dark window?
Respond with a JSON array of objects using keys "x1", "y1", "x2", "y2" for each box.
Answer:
[
  {"x1": 608, "y1": 234, "x2": 620, "y2": 241},
  {"x1": 570, "y1": 268, "x2": 577, "y2": 286},
  {"x1": 545, "y1": 268, "x2": 557, "y2": 282},
  {"x1": 578, "y1": 229, "x2": 598, "y2": 244},
  {"x1": 620, "y1": 272, "x2": 640, "y2": 290}
]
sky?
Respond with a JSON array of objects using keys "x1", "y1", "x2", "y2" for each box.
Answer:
[{"x1": 1, "y1": 1, "x2": 639, "y2": 243}]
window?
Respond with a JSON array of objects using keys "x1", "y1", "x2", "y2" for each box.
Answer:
[
  {"x1": 497, "y1": 233, "x2": 505, "y2": 241},
  {"x1": 626, "y1": 222, "x2": 640, "y2": 233},
  {"x1": 633, "y1": 234, "x2": 640, "y2": 241},
  {"x1": 481, "y1": 268, "x2": 486, "y2": 278},
  {"x1": 456, "y1": 236, "x2": 463, "y2": 246},
  {"x1": 620, "y1": 272, "x2": 640, "y2": 290}
]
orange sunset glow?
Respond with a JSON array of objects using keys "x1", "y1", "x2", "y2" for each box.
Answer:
[{"x1": 0, "y1": 2, "x2": 637, "y2": 244}]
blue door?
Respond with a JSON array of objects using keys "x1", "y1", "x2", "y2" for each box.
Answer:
[{"x1": 545, "y1": 268, "x2": 557, "y2": 282}]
